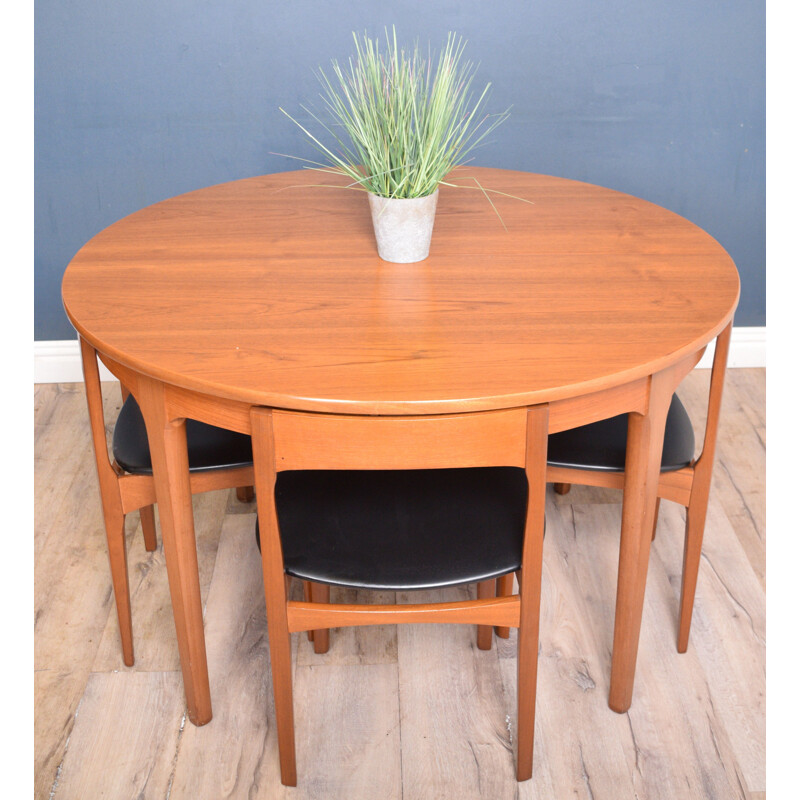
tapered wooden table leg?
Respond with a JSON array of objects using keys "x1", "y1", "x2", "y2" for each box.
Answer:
[
  {"x1": 138, "y1": 376, "x2": 212, "y2": 726},
  {"x1": 608, "y1": 369, "x2": 673, "y2": 713}
]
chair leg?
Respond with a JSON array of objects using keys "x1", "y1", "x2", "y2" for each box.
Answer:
[
  {"x1": 651, "y1": 497, "x2": 661, "y2": 542},
  {"x1": 79, "y1": 338, "x2": 135, "y2": 667},
  {"x1": 677, "y1": 499, "x2": 709, "y2": 653},
  {"x1": 517, "y1": 405, "x2": 548, "y2": 781},
  {"x1": 677, "y1": 321, "x2": 731, "y2": 654},
  {"x1": 303, "y1": 581, "x2": 314, "y2": 642},
  {"x1": 516, "y1": 532, "x2": 545, "y2": 781},
  {"x1": 104, "y1": 508, "x2": 135, "y2": 666},
  {"x1": 495, "y1": 573, "x2": 514, "y2": 639},
  {"x1": 251, "y1": 409, "x2": 297, "y2": 786},
  {"x1": 236, "y1": 485, "x2": 255, "y2": 502},
  {"x1": 476, "y1": 580, "x2": 495, "y2": 650},
  {"x1": 265, "y1": 601, "x2": 297, "y2": 785},
  {"x1": 140, "y1": 504, "x2": 158, "y2": 551},
  {"x1": 310, "y1": 583, "x2": 331, "y2": 654},
  {"x1": 553, "y1": 482, "x2": 571, "y2": 495}
]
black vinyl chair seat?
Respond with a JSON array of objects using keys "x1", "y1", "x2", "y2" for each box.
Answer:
[
  {"x1": 547, "y1": 393, "x2": 695, "y2": 473},
  {"x1": 112, "y1": 395, "x2": 253, "y2": 475},
  {"x1": 257, "y1": 467, "x2": 529, "y2": 591}
]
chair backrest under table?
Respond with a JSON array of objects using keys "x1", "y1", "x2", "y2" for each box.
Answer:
[{"x1": 250, "y1": 404, "x2": 550, "y2": 784}]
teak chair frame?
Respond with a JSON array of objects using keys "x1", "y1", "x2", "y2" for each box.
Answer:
[
  {"x1": 546, "y1": 322, "x2": 733, "y2": 652},
  {"x1": 251, "y1": 404, "x2": 550, "y2": 785},
  {"x1": 79, "y1": 337, "x2": 255, "y2": 666}
]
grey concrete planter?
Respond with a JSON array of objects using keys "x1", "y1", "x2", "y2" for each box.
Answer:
[{"x1": 367, "y1": 190, "x2": 439, "y2": 263}]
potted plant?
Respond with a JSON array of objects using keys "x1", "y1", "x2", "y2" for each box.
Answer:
[{"x1": 281, "y1": 28, "x2": 511, "y2": 263}]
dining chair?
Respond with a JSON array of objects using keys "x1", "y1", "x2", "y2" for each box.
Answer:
[
  {"x1": 542, "y1": 322, "x2": 733, "y2": 652},
  {"x1": 251, "y1": 404, "x2": 549, "y2": 785},
  {"x1": 79, "y1": 338, "x2": 255, "y2": 667}
]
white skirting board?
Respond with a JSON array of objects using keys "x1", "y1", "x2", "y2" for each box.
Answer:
[
  {"x1": 694, "y1": 326, "x2": 766, "y2": 369},
  {"x1": 34, "y1": 339, "x2": 117, "y2": 384},
  {"x1": 33, "y1": 328, "x2": 766, "y2": 385}
]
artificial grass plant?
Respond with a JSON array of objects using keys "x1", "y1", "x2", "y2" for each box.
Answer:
[{"x1": 280, "y1": 28, "x2": 510, "y2": 199}]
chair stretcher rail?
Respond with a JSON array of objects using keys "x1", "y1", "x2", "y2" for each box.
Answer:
[{"x1": 286, "y1": 596, "x2": 521, "y2": 632}]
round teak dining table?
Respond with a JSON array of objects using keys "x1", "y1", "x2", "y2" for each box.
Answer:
[{"x1": 62, "y1": 167, "x2": 739, "y2": 726}]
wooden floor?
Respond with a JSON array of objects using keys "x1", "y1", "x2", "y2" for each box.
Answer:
[{"x1": 34, "y1": 370, "x2": 766, "y2": 799}]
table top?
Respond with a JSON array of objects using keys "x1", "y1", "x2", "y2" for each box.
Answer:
[{"x1": 62, "y1": 167, "x2": 739, "y2": 414}]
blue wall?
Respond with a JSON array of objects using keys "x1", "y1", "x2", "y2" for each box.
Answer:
[{"x1": 35, "y1": 1, "x2": 765, "y2": 339}]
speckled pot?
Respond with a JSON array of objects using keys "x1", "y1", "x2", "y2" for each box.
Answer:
[{"x1": 367, "y1": 190, "x2": 439, "y2": 263}]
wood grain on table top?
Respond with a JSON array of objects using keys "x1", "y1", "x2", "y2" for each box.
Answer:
[{"x1": 62, "y1": 168, "x2": 739, "y2": 414}]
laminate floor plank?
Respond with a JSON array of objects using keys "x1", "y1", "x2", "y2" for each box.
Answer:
[
  {"x1": 497, "y1": 497, "x2": 751, "y2": 799},
  {"x1": 91, "y1": 490, "x2": 229, "y2": 672},
  {"x1": 614, "y1": 499, "x2": 752, "y2": 800},
  {"x1": 167, "y1": 513, "x2": 286, "y2": 798},
  {"x1": 677, "y1": 371, "x2": 766, "y2": 587},
  {"x1": 33, "y1": 383, "x2": 141, "y2": 672},
  {"x1": 169, "y1": 512, "x2": 402, "y2": 799},
  {"x1": 291, "y1": 662, "x2": 402, "y2": 799},
  {"x1": 396, "y1": 586, "x2": 516, "y2": 800},
  {"x1": 655, "y1": 499, "x2": 765, "y2": 790},
  {"x1": 34, "y1": 668, "x2": 91, "y2": 800},
  {"x1": 35, "y1": 385, "x2": 95, "y2": 560},
  {"x1": 34, "y1": 381, "x2": 68, "y2": 438},
  {"x1": 34, "y1": 384, "x2": 127, "y2": 798},
  {"x1": 34, "y1": 382, "x2": 126, "y2": 560},
  {"x1": 495, "y1": 502, "x2": 634, "y2": 800},
  {"x1": 34, "y1": 457, "x2": 116, "y2": 672},
  {"x1": 50, "y1": 671, "x2": 184, "y2": 800}
]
